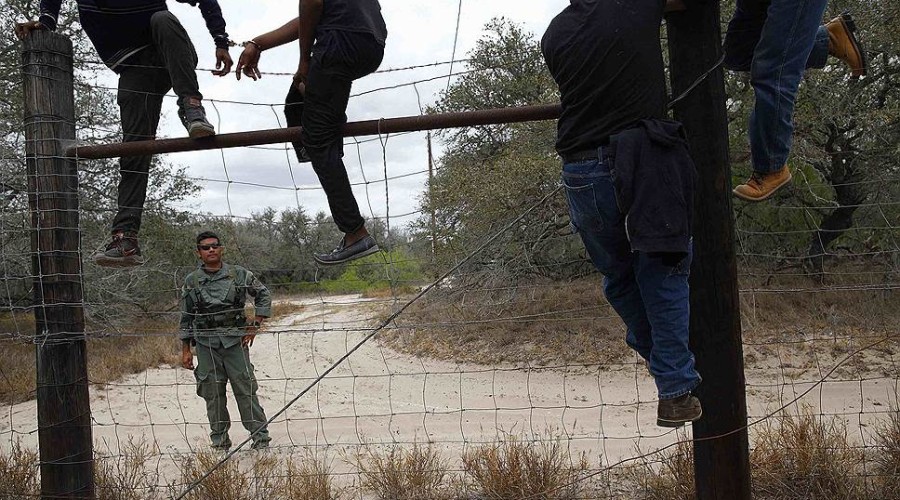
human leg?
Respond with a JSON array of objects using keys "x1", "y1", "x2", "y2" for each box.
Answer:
[
  {"x1": 302, "y1": 32, "x2": 384, "y2": 264},
  {"x1": 195, "y1": 343, "x2": 232, "y2": 449},
  {"x1": 723, "y1": 0, "x2": 769, "y2": 72},
  {"x1": 221, "y1": 344, "x2": 270, "y2": 447},
  {"x1": 733, "y1": 0, "x2": 828, "y2": 204},
  {"x1": 633, "y1": 247, "x2": 701, "y2": 427},
  {"x1": 633, "y1": 247, "x2": 700, "y2": 400},
  {"x1": 561, "y1": 154, "x2": 653, "y2": 363},
  {"x1": 149, "y1": 11, "x2": 214, "y2": 137},
  {"x1": 562, "y1": 154, "x2": 701, "y2": 426},
  {"x1": 748, "y1": 0, "x2": 828, "y2": 174},
  {"x1": 94, "y1": 49, "x2": 170, "y2": 267}
]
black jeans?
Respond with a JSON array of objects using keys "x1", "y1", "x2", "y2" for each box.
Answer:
[
  {"x1": 301, "y1": 30, "x2": 384, "y2": 234},
  {"x1": 112, "y1": 11, "x2": 201, "y2": 235}
]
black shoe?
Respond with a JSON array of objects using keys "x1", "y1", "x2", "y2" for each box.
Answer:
[
  {"x1": 178, "y1": 97, "x2": 215, "y2": 138},
  {"x1": 657, "y1": 393, "x2": 702, "y2": 428},
  {"x1": 92, "y1": 232, "x2": 144, "y2": 268},
  {"x1": 313, "y1": 235, "x2": 380, "y2": 266}
]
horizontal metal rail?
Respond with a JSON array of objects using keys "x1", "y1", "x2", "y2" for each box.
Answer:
[{"x1": 66, "y1": 103, "x2": 561, "y2": 160}]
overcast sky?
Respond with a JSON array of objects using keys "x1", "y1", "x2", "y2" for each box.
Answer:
[{"x1": 85, "y1": 0, "x2": 569, "y2": 229}]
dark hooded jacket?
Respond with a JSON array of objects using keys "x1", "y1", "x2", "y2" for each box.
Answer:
[{"x1": 610, "y1": 119, "x2": 696, "y2": 256}]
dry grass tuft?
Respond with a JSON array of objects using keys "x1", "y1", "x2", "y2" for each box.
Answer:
[
  {"x1": 871, "y1": 405, "x2": 900, "y2": 498},
  {"x1": 176, "y1": 448, "x2": 257, "y2": 500},
  {"x1": 386, "y1": 278, "x2": 628, "y2": 366},
  {"x1": 271, "y1": 301, "x2": 306, "y2": 318},
  {"x1": 0, "y1": 441, "x2": 39, "y2": 499},
  {"x1": 461, "y1": 434, "x2": 589, "y2": 499},
  {"x1": 94, "y1": 436, "x2": 160, "y2": 500},
  {"x1": 0, "y1": 315, "x2": 180, "y2": 405},
  {"x1": 750, "y1": 410, "x2": 866, "y2": 499},
  {"x1": 355, "y1": 442, "x2": 450, "y2": 500},
  {"x1": 626, "y1": 441, "x2": 694, "y2": 500},
  {"x1": 738, "y1": 264, "x2": 900, "y2": 334},
  {"x1": 285, "y1": 453, "x2": 343, "y2": 500},
  {"x1": 175, "y1": 448, "x2": 339, "y2": 500}
]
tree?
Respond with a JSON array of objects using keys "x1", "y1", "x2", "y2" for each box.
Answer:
[{"x1": 416, "y1": 18, "x2": 590, "y2": 284}]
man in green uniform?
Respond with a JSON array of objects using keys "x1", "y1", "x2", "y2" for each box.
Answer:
[{"x1": 179, "y1": 231, "x2": 272, "y2": 450}]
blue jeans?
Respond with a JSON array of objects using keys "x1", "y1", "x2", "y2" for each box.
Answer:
[
  {"x1": 562, "y1": 153, "x2": 701, "y2": 399},
  {"x1": 724, "y1": 0, "x2": 830, "y2": 174}
]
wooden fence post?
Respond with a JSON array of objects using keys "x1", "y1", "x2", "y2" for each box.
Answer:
[
  {"x1": 22, "y1": 29, "x2": 94, "y2": 498},
  {"x1": 666, "y1": 3, "x2": 752, "y2": 499}
]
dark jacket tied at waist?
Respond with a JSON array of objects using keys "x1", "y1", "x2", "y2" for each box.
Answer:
[{"x1": 610, "y1": 119, "x2": 696, "y2": 257}]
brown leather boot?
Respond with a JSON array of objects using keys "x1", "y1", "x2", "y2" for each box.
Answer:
[
  {"x1": 826, "y1": 12, "x2": 868, "y2": 78},
  {"x1": 733, "y1": 165, "x2": 792, "y2": 202}
]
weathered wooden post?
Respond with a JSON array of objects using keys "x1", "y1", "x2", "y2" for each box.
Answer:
[
  {"x1": 666, "y1": 2, "x2": 752, "y2": 499},
  {"x1": 22, "y1": 30, "x2": 94, "y2": 497}
]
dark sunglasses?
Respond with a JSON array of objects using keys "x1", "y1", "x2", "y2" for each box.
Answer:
[{"x1": 197, "y1": 244, "x2": 223, "y2": 251}]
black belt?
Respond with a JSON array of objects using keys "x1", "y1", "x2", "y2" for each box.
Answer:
[{"x1": 561, "y1": 141, "x2": 612, "y2": 163}]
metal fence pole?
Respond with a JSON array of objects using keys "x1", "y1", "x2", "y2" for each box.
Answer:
[
  {"x1": 22, "y1": 30, "x2": 94, "y2": 498},
  {"x1": 666, "y1": 3, "x2": 752, "y2": 499}
]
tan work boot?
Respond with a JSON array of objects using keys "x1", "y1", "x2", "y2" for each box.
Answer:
[
  {"x1": 733, "y1": 165, "x2": 792, "y2": 202},
  {"x1": 826, "y1": 12, "x2": 868, "y2": 78}
]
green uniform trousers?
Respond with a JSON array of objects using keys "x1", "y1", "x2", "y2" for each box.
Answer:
[{"x1": 194, "y1": 341, "x2": 270, "y2": 449}]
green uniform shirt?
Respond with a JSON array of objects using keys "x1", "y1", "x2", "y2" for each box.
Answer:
[{"x1": 179, "y1": 263, "x2": 272, "y2": 349}]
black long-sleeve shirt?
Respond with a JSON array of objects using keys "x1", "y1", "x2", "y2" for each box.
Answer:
[
  {"x1": 39, "y1": 0, "x2": 228, "y2": 71},
  {"x1": 541, "y1": 0, "x2": 667, "y2": 157}
]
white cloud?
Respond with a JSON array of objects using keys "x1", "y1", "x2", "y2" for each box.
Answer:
[{"x1": 86, "y1": 0, "x2": 569, "y2": 229}]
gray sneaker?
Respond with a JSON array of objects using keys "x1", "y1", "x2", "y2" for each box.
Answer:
[
  {"x1": 92, "y1": 232, "x2": 144, "y2": 268},
  {"x1": 657, "y1": 393, "x2": 702, "y2": 428},
  {"x1": 178, "y1": 97, "x2": 215, "y2": 138},
  {"x1": 313, "y1": 234, "x2": 380, "y2": 266}
]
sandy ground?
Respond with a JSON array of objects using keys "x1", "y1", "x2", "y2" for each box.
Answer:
[{"x1": 1, "y1": 294, "x2": 897, "y2": 492}]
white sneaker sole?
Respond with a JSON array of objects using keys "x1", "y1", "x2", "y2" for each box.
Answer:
[{"x1": 188, "y1": 124, "x2": 216, "y2": 138}]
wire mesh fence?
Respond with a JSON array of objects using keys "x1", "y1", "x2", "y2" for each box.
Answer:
[{"x1": 1, "y1": 0, "x2": 899, "y2": 498}]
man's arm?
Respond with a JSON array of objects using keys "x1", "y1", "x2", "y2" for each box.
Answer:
[
  {"x1": 185, "y1": 0, "x2": 232, "y2": 76},
  {"x1": 235, "y1": 18, "x2": 300, "y2": 81},
  {"x1": 245, "y1": 271, "x2": 272, "y2": 319},
  {"x1": 189, "y1": 0, "x2": 229, "y2": 49},
  {"x1": 179, "y1": 282, "x2": 196, "y2": 369},
  {"x1": 242, "y1": 270, "x2": 271, "y2": 348},
  {"x1": 295, "y1": 0, "x2": 324, "y2": 86}
]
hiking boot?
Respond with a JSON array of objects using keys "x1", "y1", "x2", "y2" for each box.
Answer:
[
  {"x1": 313, "y1": 234, "x2": 380, "y2": 266},
  {"x1": 92, "y1": 232, "x2": 144, "y2": 268},
  {"x1": 657, "y1": 393, "x2": 702, "y2": 428},
  {"x1": 733, "y1": 165, "x2": 792, "y2": 202},
  {"x1": 178, "y1": 97, "x2": 216, "y2": 138},
  {"x1": 826, "y1": 12, "x2": 868, "y2": 78}
]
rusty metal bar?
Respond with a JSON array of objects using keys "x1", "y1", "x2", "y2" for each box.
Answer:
[{"x1": 67, "y1": 103, "x2": 562, "y2": 160}]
